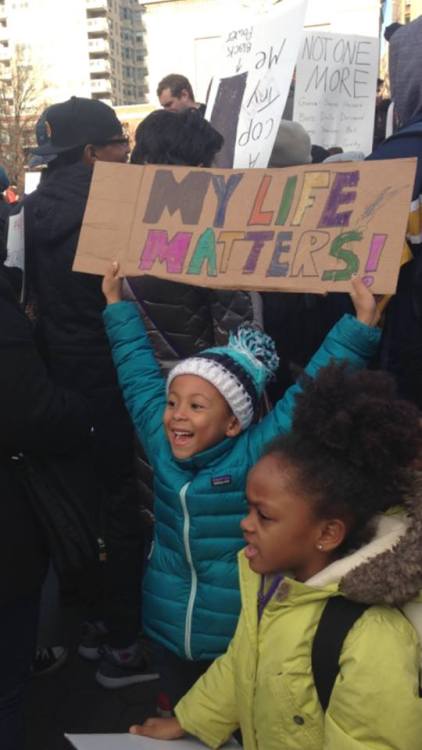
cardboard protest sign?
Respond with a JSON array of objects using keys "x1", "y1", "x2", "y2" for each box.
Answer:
[
  {"x1": 73, "y1": 158, "x2": 416, "y2": 295},
  {"x1": 294, "y1": 32, "x2": 379, "y2": 155},
  {"x1": 206, "y1": 0, "x2": 308, "y2": 168}
]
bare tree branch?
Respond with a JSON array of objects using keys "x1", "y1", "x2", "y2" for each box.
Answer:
[{"x1": 0, "y1": 45, "x2": 47, "y2": 190}]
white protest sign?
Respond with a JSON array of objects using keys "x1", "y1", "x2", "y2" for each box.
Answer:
[
  {"x1": 206, "y1": 0, "x2": 308, "y2": 169},
  {"x1": 294, "y1": 31, "x2": 379, "y2": 155},
  {"x1": 65, "y1": 734, "x2": 239, "y2": 750},
  {"x1": 5, "y1": 208, "x2": 25, "y2": 271}
]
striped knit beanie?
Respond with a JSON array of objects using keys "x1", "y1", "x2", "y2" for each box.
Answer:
[{"x1": 166, "y1": 325, "x2": 279, "y2": 430}]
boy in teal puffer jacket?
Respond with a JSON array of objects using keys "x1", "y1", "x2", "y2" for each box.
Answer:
[{"x1": 101, "y1": 264, "x2": 380, "y2": 705}]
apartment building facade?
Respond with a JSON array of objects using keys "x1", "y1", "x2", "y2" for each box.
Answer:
[
  {"x1": 391, "y1": 0, "x2": 422, "y2": 23},
  {"x1": 0, "y1": 0, "x2": 147, "y2": 107}
]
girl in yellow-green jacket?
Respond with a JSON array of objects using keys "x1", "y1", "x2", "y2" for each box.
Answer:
[{"x1": 131, "y1": 362, "x2": 422, "y2": 749}]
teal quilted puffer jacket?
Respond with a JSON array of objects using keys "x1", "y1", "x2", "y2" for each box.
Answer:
[{"x1": 103, "y1": 301, "x2": 380, "y2": 661}]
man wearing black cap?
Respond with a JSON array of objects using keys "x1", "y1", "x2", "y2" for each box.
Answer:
[
  {"x1": 30, "y1": 96, "x2": 130, "y2": 165},
  {"x1": 24, "y1": 97, "x2": 155, "y2": 689}
]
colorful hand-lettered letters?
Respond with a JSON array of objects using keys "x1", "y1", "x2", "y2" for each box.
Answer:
[{"x1": 73, "y1": 159, "x2": 416, "y2": 294}]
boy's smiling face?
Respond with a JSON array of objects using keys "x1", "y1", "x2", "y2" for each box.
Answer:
[{"x1": 164, "y1": 374, "x2": 241, "y2": 459}]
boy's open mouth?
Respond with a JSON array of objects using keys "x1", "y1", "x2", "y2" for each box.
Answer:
[{"x1": 172, "y1": 429, "x2": 194, "y2": 446}]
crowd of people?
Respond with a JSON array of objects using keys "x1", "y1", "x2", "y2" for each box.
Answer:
[{"x1": 1, "y1": 13, "x2": 422, "y2": 750}]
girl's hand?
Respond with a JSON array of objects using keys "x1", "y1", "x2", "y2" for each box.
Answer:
[
  {"x1": 102, "y1": 261, "x2": 122, "y2": 305},
  {"x1": 129, "y1": 717, "x2": 185, "y2": 740},
  {"x1": 349, "y1": 277, "x2": 380, "y2": 327}
]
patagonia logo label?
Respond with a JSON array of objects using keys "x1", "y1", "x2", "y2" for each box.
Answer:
[{"x1": 212, "y1": 474, "x2": 232, "y2": 487}]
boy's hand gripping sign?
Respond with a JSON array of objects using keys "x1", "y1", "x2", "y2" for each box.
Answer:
[{"x1": 73, "y1": 159, "x2": 416, "y2": 294}]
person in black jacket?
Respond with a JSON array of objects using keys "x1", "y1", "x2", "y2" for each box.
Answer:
[
  {"x1": 128, "y1": 109, "x2": 260, "y2": 520},
  {"x1": 129, "y1": 109, "x2": 258, "y2": 373},
  {"x1": 0, "y1": 261, "x2": 92, "y2": 750},
  {"x1": 24, "y1": 97, "x2": 155, "y2": 689}
]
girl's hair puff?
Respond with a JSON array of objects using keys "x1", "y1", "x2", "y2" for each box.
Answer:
[
  {"x1": 266, "y1": 363, "x2": 422, "y2": 554},
  {"x1": 131, "y1": 109, "x2": 223, "y2": 167}
]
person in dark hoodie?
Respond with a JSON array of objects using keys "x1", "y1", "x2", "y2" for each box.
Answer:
[
  {"x1": 366, "y1": 15, "x2": 422, "y2": 408},
  {"x1": 0, "y1": 250, "x2": 92, "y2": 749},
  {"x1": 24, "y1": 97, "x2": 156, "y2": 689}
]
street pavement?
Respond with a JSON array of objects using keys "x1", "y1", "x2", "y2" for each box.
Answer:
[{"x1": 25, "y1": 604, "x2": 159, "y2": 750}]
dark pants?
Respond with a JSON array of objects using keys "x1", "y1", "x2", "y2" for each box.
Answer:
[
  {"x1": 103, "y1": 475, "x2": 144, "y2": 648},
  {"x1": 87, "y1": 391, "x2": 145, "y2": 649},
  {"x1": 0, "y1": 593, "x2": 40, "y2": 750},
  {"x1": 78, "y1": 478, "x2": 144, "y2": 649},
  {"x1": 153, "y1": 641, "x2": 213, "y2": 709},
  {"x1": 37, "y1": 563, "x2": 62, "y2": 648}
]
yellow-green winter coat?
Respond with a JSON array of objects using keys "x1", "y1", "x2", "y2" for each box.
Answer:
[{"x1": 176, "y1": 509, "x2": 422, "y2": 749}]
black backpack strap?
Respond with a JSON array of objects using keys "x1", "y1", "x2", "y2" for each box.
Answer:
[{"x1": 312, "y1": 597, "x2": 370, "y2": 712}]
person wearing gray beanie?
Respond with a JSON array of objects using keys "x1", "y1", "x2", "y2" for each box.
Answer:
[
  {"x1": 268, "y1": 119, "x2": 312, "y2": 168},
  {"x1": 323, "y1": 151, "x2": 365, "y2": 163}
]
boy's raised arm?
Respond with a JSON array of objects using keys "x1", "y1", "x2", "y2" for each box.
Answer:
[
  {"x1": 102, "y1": 263, "x2": 166, "y2": 456},
  {"x1": 102, "y1": 261, "x2": 123, "y2": 306}
]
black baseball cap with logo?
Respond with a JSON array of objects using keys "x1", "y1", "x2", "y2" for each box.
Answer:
[{"x1": 31, "y1": 96, "x2": 123, "y2": 157}]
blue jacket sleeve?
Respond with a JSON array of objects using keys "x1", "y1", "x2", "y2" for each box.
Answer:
[
  {"x1": 103, "y1": 300, "x2": 166, "y2": 462},
  {"x1": 246, "y1": 314, "x2": 381, "y2": 460}
]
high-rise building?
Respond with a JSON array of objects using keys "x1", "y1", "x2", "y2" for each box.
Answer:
[
  {"x1": 0, "y1": 0, "x2": 148, "y2": 107},
  {"x1": 391, "y1": 0, "x2": 422, "y2": 23}
]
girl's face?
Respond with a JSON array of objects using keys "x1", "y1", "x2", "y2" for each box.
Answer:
[
  {"x1": 164, "y1": 374, "x2": 241, "y2": 459},
  {"x1": 242, "y1": 453, "x2": 331, "y2": 581}
]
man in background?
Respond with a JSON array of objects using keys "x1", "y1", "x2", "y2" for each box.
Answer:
[{"x1": 157, "y1": 73, "x2": 205, "y2": 115}]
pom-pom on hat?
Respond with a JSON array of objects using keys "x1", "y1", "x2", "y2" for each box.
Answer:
[{"x1": 167, "y1": 325, "x2": 279, "y2": 430}]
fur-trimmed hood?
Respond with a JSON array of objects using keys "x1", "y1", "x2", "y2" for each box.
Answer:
[{"x1": 306, "y1": 473, "x2": 422, "y2": 607}]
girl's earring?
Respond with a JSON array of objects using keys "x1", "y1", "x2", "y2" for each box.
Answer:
[{"x1": 317, "y1": 543, "x2": 324, "y2": 551}]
